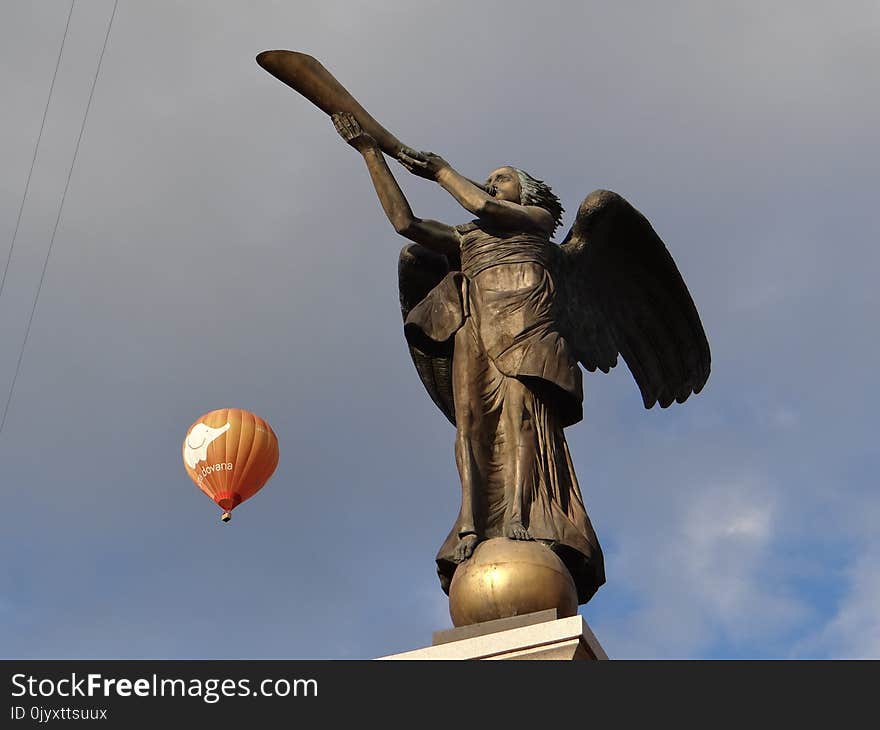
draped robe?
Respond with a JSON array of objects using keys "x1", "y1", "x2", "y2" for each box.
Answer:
[{"x1": 403, "y1": 220, "x2": 607, "y2": 604}]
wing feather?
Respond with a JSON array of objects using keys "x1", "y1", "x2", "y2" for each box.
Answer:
[
  {"x1": 398, "y1": 244, "x2": 456, "y2": 425},
  {"x1": 557, "y1": 190, "x2": 710, "y2": 409}
]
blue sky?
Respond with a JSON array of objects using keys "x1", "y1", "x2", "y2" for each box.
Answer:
[{"x1": 1, "y1": 0, "x2": 878, "y2": 659}]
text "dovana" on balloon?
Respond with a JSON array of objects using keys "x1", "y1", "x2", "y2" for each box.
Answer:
[{"x1": 196, "y1": 462, "x2": 234, "y2": 484}]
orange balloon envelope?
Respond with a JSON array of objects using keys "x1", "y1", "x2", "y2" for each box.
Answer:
[{"x1": 182, "y1": 408, "x2": 279, "y2": 522}]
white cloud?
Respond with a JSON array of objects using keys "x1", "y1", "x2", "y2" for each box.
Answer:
[
  {"x1": 596, "y1": 475, "x2": 808, "y2": 657},
  {"x1": 795, "y1": 544, "x2": 880, "y2": 658}
]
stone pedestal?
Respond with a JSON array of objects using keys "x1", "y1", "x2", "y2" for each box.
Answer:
[{"x1": 377, "y1": 610, "x2": 608, "y2": 661}]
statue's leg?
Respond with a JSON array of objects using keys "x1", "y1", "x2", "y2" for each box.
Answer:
[
  {"x1": 501, "y1": 379, "x2": 534, "y2": 540},
  {"x1": 452, "y1": 321, "x2": 483, "y2": 562}
]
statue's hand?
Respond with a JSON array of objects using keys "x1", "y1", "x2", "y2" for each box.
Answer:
[
  {"x1": 332, "y1": 111, "x2": 376, "y2": 153},
  {"x1": 398, "y1": 149, "x2": 450, "y2": 181}
]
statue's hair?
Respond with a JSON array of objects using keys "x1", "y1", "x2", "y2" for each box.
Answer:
[{"x1": 514, "y1": 168, "x2": 564, "y2": 235}]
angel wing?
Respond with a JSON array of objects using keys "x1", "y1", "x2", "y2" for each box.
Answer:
[
  {"x1": 397, "y1": 243, "x2": 457, "y2": 425},
  {"x1": 554, "y1": 190, "x2": 710, "y2": 408}
]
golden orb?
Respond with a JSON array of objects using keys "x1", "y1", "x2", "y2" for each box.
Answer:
[{"x1": 448, "y1": 538, "x2": 578, "y2": 627}]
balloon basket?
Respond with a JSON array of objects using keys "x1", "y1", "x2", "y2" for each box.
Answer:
[{"x1": 221, "y1": 511, "x2": 232, "y2": 523}]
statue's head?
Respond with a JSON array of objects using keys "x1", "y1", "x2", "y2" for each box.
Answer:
[{"x1": 486, "y1": 166, "x2": 564, "y2": 235}]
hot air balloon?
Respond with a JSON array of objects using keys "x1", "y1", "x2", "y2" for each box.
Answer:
[{"x1": 182, "y1": 408, "x2": 279, "y2": 522}]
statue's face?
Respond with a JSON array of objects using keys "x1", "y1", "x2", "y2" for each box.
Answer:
[{"x1": 485, "y1": 167, "x2": 521, "y2": 204}]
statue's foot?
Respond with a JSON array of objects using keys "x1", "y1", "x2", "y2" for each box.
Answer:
[
  {"x1": 504, "y1": 520, "x2": 533, "y2": 541},
  {"x1": 454, "y1": 533, "x2": 479, "y2": 562}
]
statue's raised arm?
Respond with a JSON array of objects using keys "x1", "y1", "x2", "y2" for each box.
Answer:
[
  {"x1": 332, "y1": 112, "x2": 459, "y2": 257},
  {"x1": 398, "y1": 151, "x2": 554, "y2": 234}
]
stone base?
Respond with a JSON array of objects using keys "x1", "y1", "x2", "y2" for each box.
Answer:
[{"x1": 377, "y1": 611, "x2": 608, "y2": 661}]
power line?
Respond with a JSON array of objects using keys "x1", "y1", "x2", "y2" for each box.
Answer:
[
  {"x1": 0, "y1": 0, "x2": 76, "y2": 304},
  {"x1": 0, "y1": 0, "x2": 119, "y2": 437}
]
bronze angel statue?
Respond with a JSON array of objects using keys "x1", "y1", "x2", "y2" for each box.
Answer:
[
  {"x1": 331, "y1": 112, "x2": 709, "y2": 606},
  {"x1": 257, "y1": 51, "x2": 710, "y2": 608}
]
